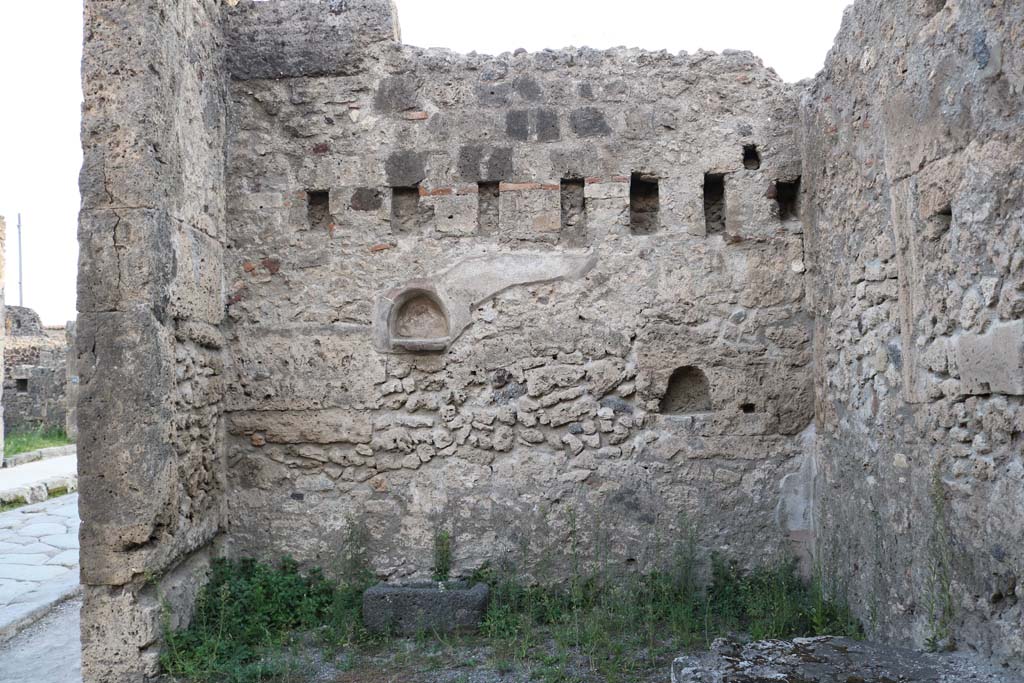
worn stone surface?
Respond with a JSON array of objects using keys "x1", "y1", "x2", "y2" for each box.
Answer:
[
  {"x1": 3, "y1": 307, "x2": 70, "y2": 435},
  {"x1": 0, "y1": 598, "x2": 81, "y2": 683},
  {"x1": 362, "y1": 582, "x2": 490, "y2": 636},
  {"x1": 800, "y1": 0, "x2": 1024, "y2": 669},
  {"x1": 671, "y1": 636, "x2": 1014, "y2": 683},
  {"x1": 0, "y1": 493, "x2": 81, "y2": 643},
  {"x1": 0, "y1": 452, "x2": 77, "y2": 504}
]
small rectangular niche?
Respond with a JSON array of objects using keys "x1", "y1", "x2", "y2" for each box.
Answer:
[
  {"x1": 560, "y1": 178, "x2": 586, "y2": 245},
  {"x1": 307, "y1": 190, "x2": 330, "y2": 231},
  {"x1": 16, "y1": 378, "x2": 28, "y2": 393},
  {"x1": 776, "y1": 177, "x2": 801, "y2": 221},
  {"x1": 629, "y1": 172, "x2": 659, "y2": 235},
  {"x1": 477, "y1": 181, "x2": 500, "y2": 235},
  {"x1": 703, "y1": 173, "x2": 725, "y2": 234},
  {"x1": 742, "y1": 144, "x2": 761, "y2": 170},
  {"x1": 391, "y1": 186, "x2": 421, "y2": 233},
  {"x1": 929, "y1": 203, "x2": 952, "y2": 236}
]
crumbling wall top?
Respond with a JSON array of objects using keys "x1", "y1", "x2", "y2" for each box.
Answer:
[
  {"x1": 5, "y1": 306, "x2": 44, "y2": 337},
  {"x1": 226, "y1": 0, "x2": 401, "y2": 79}
]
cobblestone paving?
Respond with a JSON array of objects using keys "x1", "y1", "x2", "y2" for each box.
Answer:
[{"x1": 0, "y1": 493, "x2": 80, "y2": 639}]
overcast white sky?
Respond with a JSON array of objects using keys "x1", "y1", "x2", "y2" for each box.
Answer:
[{"x1": 0, "y1": 0, "x2": 850, "y2": 326}]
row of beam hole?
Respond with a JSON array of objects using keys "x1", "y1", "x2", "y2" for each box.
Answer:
[
  {"x1": 378, "y1": 174, "x2": 799, "y2": 235},
  {"x1": 306, "y1": 147, "x2": 800, "y2": 234}
]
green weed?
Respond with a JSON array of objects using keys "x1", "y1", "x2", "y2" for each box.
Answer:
[
  {"x1": 161, "y1": 557, "x2": 355, "y2": 683},
  {"x1": 4, "y1": 426, "x2": 72, "y2": 458},
  {"x1": 433, "y1": 530, "x2": 453, "y2": 582},
  {"x1": 163, "y1": 523, "x2": 861, "y2": 682},
  {"x1": 925, "y1": 463, "x2": 955, "y2": 651}
]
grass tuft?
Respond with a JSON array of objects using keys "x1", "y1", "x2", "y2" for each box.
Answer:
[
  {"x1": 5, "y1": 426, "x2": 72, "y2": 458},
  {"x1": 433, "y1": 530, "x2": 453, "y2": 582}
]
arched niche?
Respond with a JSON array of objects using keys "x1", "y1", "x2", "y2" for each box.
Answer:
[
  {"x1": 660, "y1": 366, "x2": 712, "y2": 414},
  {"x1": 387, "y1": 288, "x2": 450, "y2": 352}
]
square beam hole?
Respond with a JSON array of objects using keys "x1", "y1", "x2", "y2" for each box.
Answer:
[
  {"x1": 776, "y1": 177, "x2": 801, "y2": 221},
  {"x1": 477, "y1": 181, "x2": 500, "y2": 235},
  {"x1": 743, "y1": 144, "x2": 761, "y2": 170},
  {"x1": 307, "y1": 190, "x2": 330, "y2": 230},
  {"x1": 560, "y1": 178, "x2": 586, "y2": 245},
  {"x1": 391, "y1": 186, "x2": 421, "y2": 233},
  {"x1": 703, "y1": 173, "x2": 725, "y2": 234},
  {"x1": 16, "y1": 378, "x2": 28, "y2": 393},
  {"x1": 629, "y1": 172, "x2": 659, "y2": 235}
]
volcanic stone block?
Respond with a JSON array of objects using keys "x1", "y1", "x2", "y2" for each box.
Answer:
[
  {"x1": 956, "y1": 320, "x2": 1024, "y2": 396},
  {"x1": 362, "y1": 583, "x2": 490, "y2": 636}
]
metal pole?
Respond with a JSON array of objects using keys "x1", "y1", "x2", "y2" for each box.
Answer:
[{"x1": 17, "y1": 213, "x2": 23, "y2": 307}]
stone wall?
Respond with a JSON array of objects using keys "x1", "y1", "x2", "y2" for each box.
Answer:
[
  {"x1": 76, "y1": 0, "x2": 228, "y2": 680},
  {"x1": 220, "y1": 0, "x2": 812, "y2": 581},
  {"x1": 801, "y1": 0, "x2": 1024, "y2": 667},
  {"x1": 75, "y1": 0, "x2": 1024, "y2": 678},
  {"x1": 2, "y1": 308, "x2": 69, "y2": 435}
]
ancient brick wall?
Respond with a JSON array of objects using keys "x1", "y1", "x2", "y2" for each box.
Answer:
[
  {"x1": 220, "y1": 1, "x2": 812, "y2": 580},
  {"x1": 76, "y1": 0, "x2": 229, "y2": 680},
  {"x1": 801, "y1": 0, "x2": 1023, "y2": 667}
]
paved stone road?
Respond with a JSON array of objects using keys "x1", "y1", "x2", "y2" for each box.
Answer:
[
  {"x1": 0, "y1": 493, "x2": 80, "y2": 640},
  {"x1": 0, "y1": 597, "x2": 81, "y2": 683}
]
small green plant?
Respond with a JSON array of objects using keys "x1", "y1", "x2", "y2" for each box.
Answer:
[
  {"x1": 161, "y1": 557, "x2": 339, "y2": 683},
  {"x1": 433, "y1": 530, "x2": 453, "y2": 582},
  {"x1": 161, "y1": 524, "x2": 862, "y2": 682},
  {"x1": 323, "y1": 519, "x2": 377, "y2": 645},
  {"x1": 5, "y1": 426, "x2": 72, "y2": 458},
  {"x1": 475, "y1": 537, "x2": 861, "y2": 681},
  {"x1": 925, "y1": 463, "x2": 956, "y2": 651}
]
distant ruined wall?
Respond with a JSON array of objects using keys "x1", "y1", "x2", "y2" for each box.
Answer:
[
  {"x1": 802, "y1": 0, "x2": 1024, "y2": 668},
  {"x1": 77, "y1": 0, "x2": 228, "y2": 680},
  {"x1": 5, "y1": 305, "x2": 43, "y2": 337},
  {"x1": 220, "y1": 0, "x2": 812, "y2": 581},
  {"x1": 2, "y1": 310, "x2": 69, "y2": 435}
]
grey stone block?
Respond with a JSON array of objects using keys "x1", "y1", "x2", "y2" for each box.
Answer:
[
  {"x1": 956, "y1": 320, "x2": 1024, "y2": 396},
  {"x1": 362, "y1": 582, "x2": 489, "y2": 636}
]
